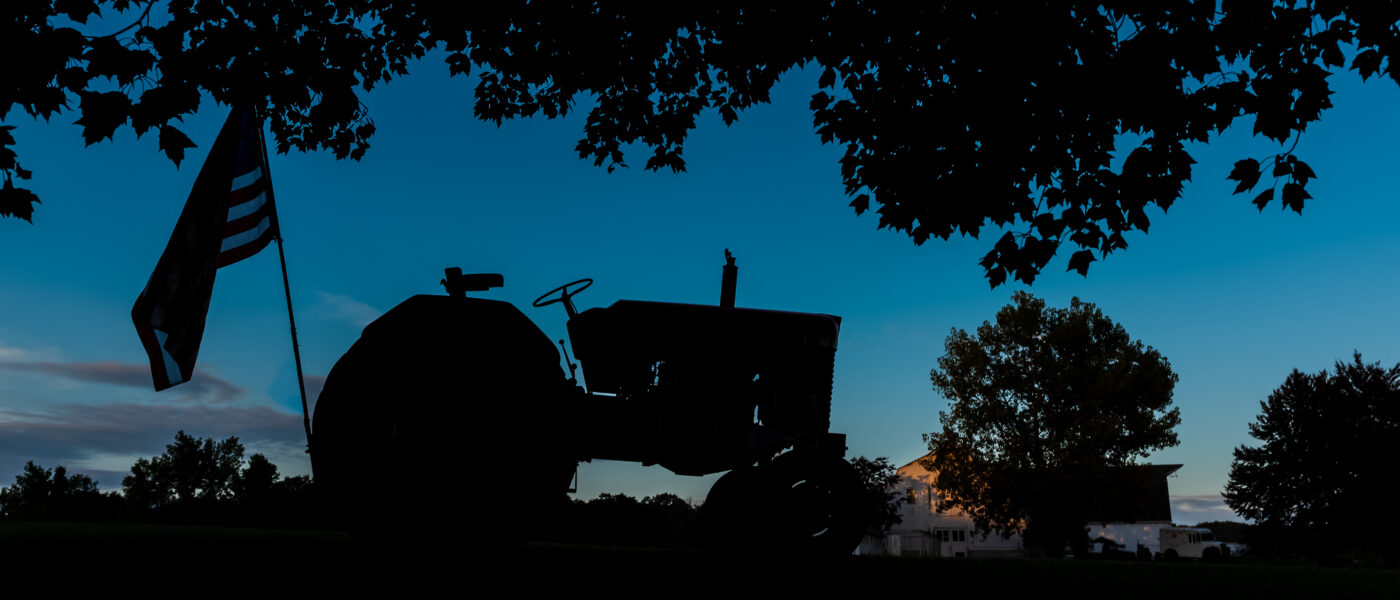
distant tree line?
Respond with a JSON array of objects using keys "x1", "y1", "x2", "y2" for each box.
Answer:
[
  {"x1": 3, "y1": 432, "x2": 902, "y2": 550},
  {"x1": 542, "y1": 493, "x2": 700, "y2": 549},
  {"x1": 0, "y1": 431, "x2": 324, "y2": 529},
  {"x1": 539, "y1": 455, "x2": 901, "y2": 550}
]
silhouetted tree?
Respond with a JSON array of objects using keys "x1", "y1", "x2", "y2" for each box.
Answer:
[
  {"x1": 121, "y1": 430, "x2": 244, "y2": 520},
  {"x1": 236, "y1": 453, "x2": 279, "y2": 503},
  {"x1": 231, "y1": 455, "x2": 330, "y2": 529},
  {"x1": 1224, "y1": 354, "x2": 1400, "y2": 565},
  {"x1": 0, "y1": 461, "x2": 121, "y2": 521},
  {"x1": 849, "y1": 456, "x2": 901, "y2": 536},
  {"x1": 924, "y1": 292, "x2": 1180, "y2": 556},
  {"x1": 6, "y1": 4, "x2": 1397, "y2": 283},
  {"x1": 120, "y1": 455, "x2": 169, "y2": 511}
]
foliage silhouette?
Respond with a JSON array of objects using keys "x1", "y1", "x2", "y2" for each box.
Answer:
[
  {"x1": 924, "y1": 292, "x2": 1180, "y2": 556},
  {"x1": 2, "y1": 437, "x2": 321, "y2": 527},
  {"x1": 237, "y1": 453, "x2": 280, "y2": 503},
  {"x1": 121, "y1": 430, "x2": 245, "y2": 521},
  {"x1": 1224, "y1": 353, "x2": 1400, "y2": 565},
  {"x1": 549, "y1": 492, "x2": 699, "y2": 549},
  {"x1": 0, "y1": 461, "x2": 122, "y2": 521},
  {"x1": 234, "y1": 454, "x2": 322, "y2": 528},
  {"x1": 5, "y1": 3, "x2": 1398, "y2": 283},
  {"x1": 849, "y1": 455, "x2": 901, "y2": 536}
]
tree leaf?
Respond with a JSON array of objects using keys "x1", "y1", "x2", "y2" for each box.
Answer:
[
  {"x1": 849, "y1": 193, "x2": 869, "y2": 215},
  {"x1": 1322, "y1": 41, "x2": 1345, "y2": 68},
  {"x1": 1353, "y1": 48, "x2": 1383, "y2": 80},
  {"x1": 158, "y1": 125, "x2": 196, "y2": 167},
  {"x1": 1281, "y1": 182, "x2": 1310, "y2": 214},
  {"x1": 0, "y1": 179, "x2": 41, "y2": 222},
  {"x1": 55, "y1": 0, "x2": 101, "y2": 24},
  {"x1": 1252, "y1": 188, "x2": 1274, "y2": 211},
  {"x1": 1292, "y1": 160, "x2": 1316, "y2": 183},
  {"x1": 1067, "y1": 250, "x2": 1096, "y2": 276},
  {"x1": 1227, "y1": 158, "x2": 1261, "y2": 194},
  {"x1": 73, "y1": 91, "x2": 132, "y2": 146}
]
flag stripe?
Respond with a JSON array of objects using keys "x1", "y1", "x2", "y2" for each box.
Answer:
[
  {"x1": 227, "y1": 190, "x2": 268, "y2": 221},
  {"x1": 229, "y1": 181, "x2": 265, "y2": 205},
  {"x1": 216, "y1": 227, "x2": 274, "y2": 268},
  {"x1": 231, "y1": 166, "x2": 263, "y2": 190},
  {"x1": 221, "y1": 217, "x2": 272, "y2": 253},
  {"x1": 224, "y1": 204, "x2": 270, "y2": 236}
]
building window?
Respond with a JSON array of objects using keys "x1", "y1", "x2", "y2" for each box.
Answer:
[{"x1": 906, "y1": 488, "x2": 917, "y2": 504}]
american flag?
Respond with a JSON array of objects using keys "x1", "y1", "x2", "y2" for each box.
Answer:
[{"x1": 133, "y1": 107, "x2": 278, "y2": 390}]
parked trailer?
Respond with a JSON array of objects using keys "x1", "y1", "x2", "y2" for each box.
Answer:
[{"x1": 1158, "y1": 527, "x2": 1229, "y2": 561}]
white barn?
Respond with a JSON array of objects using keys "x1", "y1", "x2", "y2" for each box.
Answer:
[
  {"x1": 858, "y1": 454, "x2": 1023, "y2": 557},
  {"x1": 859, "y1": 453, "x2": 1180, "y2": 557}
]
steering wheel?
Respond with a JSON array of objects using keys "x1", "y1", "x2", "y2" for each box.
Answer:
[{"x1": 532, "y1": 278, "x2": 593, "y2": 318}]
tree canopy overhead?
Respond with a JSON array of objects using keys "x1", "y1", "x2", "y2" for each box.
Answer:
[
  {"x1": 924, "y1": 292, "x2": 1179, "y2": 555},
  {"x1": 3, "y1": 2, "x2": 1393, "y2": 284}
]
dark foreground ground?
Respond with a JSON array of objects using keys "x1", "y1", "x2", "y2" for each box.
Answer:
[{"x1": 3, "y1": 522, "x2": 1398, "y2": 598}]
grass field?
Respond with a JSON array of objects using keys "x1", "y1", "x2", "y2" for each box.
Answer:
[{"x1": 3, "y1": 522, "x2": 1397, "y2": 598}]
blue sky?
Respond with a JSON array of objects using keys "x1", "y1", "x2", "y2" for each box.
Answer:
[{"x1": 3, "y1": 54, "x2": 1399, "y2": 525}]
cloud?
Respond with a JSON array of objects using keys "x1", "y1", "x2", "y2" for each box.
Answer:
[
  {"x1": 0, "y1": 341, "x2": 58, "y2": 362},
  {"x1": 0, "y1": 360, "x2": 243, "y2": 403},
  {"x1": 313, "y1": 291, "x2": 381, "y2": 328},
  {"x1": 302, "y1": 374, "x2": 326, "y2": 406},
  {"x1": 1171, "y1": 494, "x2": 1247, "y2": 524},
  {"x1": 0, "y1": 345, "x2": 35, "y2": 362}
]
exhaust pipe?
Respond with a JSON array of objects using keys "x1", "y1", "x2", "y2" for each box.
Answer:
[{"x1": 720, "y1": 249, "x2": 737, "y2": 308}]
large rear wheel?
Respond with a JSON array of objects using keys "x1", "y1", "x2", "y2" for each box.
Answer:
[{"x1": 311, "y1": 295, "x2": 575, "y2": 548}]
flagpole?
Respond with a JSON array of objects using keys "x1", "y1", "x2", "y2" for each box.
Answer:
[{"x1": 252, "y1": 107, "x2": 313, "y2": 452}]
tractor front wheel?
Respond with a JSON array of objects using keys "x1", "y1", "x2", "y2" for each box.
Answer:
[
  {"x1": 761, "y1": 451, "x2": 865, "y2": 555},
  {"x1": 697, "y1": 452, "x2": 865, "y2": 555}
]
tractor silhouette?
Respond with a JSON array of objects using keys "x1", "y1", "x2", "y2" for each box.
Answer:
[{"x1": 310, "y1": 252, "x2": 865, "y2": 553}]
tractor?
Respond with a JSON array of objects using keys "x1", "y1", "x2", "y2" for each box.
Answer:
[{"x1": 310, "y1": 252, "x2": 866, "y2": 553}]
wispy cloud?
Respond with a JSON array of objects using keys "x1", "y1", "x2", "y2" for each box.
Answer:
[
  {"x1": 312, "y1": 291, "x2": 380, "y2": 328},
  {"x1": 0, "y1": 341, "x2": 58, "y2": 362},
  {"x1": 1171, "y1": 494, "x2": 1246, "y2": 524},
  {"x1": 0, "y1": 360, "x2": 243, "y2": 403}
]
